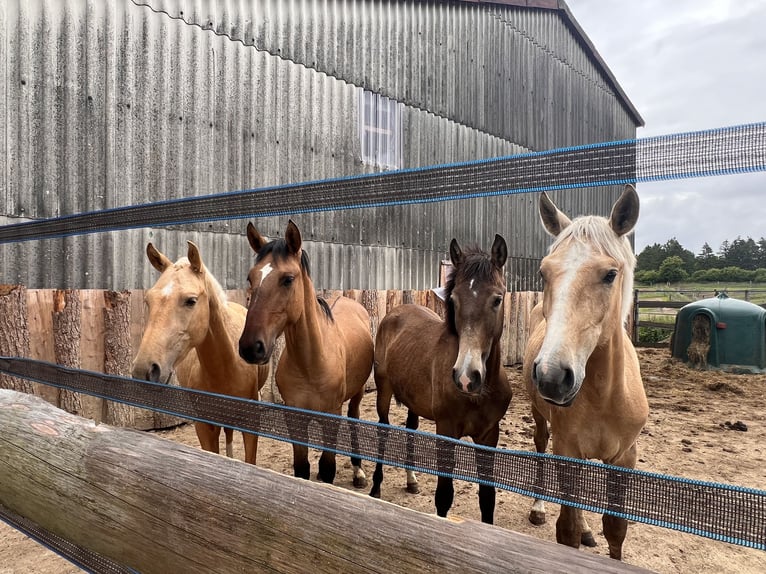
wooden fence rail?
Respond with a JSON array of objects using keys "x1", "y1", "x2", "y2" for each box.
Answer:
[
  {"x1": 0, "y1": 389, "x2": 651, "y2": 574},
  {"x1": 0, "y1": 286, "x2": 541, "y2": 429}
]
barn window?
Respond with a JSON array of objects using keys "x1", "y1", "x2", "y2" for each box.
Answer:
[{"x1": 358, "y1": 90, "x2": 403, "y2": 170}]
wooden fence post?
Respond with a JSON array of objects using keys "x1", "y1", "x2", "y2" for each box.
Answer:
[
  {"x1": 102, "y1": 290, "x2": 136, "y2": 428},
  {"x1": 53, "y1": 289, "x2": 83, "y2": 416},
  {"x1": 0, "y1": 285, "x2": 32, "y2": 394}
]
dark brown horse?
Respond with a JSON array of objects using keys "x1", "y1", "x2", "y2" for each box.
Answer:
[
  {"x1": 369, "y1": 235, "x2": 512, "y2": 524},
  {"x1": 238, "y1": 220, "x2": 374, "y2": 486},
  {"x1": 523, "y1": 184, "x2": 649, "y2": 560}
]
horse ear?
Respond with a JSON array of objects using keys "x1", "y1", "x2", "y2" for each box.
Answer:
[
  {"x1": 609, "y1": 184, "x2": 640, "y2": 237},
  {"x1": 187, "y1": 241, "x2": 203, "y2": 273},
  {"x1": 146, "y1": 243, "x2": 172, "y2": 272},
  {"x1": 449, "y1": 238, "x2": 463, "y2": 266},
  {"x1": 285, "y1": 219, "x2": 302, "y2": 255},
  {"x1": 539, "y1": 192, "x2": 571, "y2": 237},
  {"x1": 246, "y1": 222, "x2": 267, "y2": 254},
  {"x1": 491, "y1": 234, "x2": 507, "y2": 268}
]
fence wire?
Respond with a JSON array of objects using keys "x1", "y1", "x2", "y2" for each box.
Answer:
[
  {"x1": 0, "y1": 123, "x2": 764, "y2": 244},
  {"x1": 1, "y1": 357, "x2": 764, "y2": 554}
]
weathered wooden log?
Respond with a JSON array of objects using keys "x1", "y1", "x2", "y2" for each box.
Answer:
[
  {"x1": 0, "y1": 390, "x2": 651, "y2": 574},
  {"x1": 0, "y1": 285, "x2": 32, "y2": 394}
]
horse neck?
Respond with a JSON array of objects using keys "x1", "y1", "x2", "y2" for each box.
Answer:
[
  {"x1": 585, "y1": 320, "x2": 629, "y2": 398},
  {"x1": 484, "y1": 331, "x2": 504, "y2": 387},
  {"x1": 283, "y1": 271, "x2": 331, "y2": 369},
  {"x1": 194, "y1": 274, "x2": 239, "y2": 368}
]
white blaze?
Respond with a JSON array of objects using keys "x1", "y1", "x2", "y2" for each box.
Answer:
[{"x1": 259, "y1": 263, "x2": 273, "y2": 285}]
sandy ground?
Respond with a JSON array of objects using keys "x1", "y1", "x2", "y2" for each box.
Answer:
[{"x1": 1, "y1": 347, "x2": 765, "y2": 573}]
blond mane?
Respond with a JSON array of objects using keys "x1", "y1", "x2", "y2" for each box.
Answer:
[{"x1": 548, "y1": 215, "x2": 636, "y2": 324}]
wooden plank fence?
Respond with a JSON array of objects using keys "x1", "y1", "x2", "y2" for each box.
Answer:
[{"x1": 0, "y1": 285, "x2": 542, "y2": 429}]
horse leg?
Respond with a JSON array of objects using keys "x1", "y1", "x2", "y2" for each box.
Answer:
[
  {"x1": 317, "y1": 413, "x2": 340, "y2": 484},
  {"x1": 554, "y1": 447, "x2": 593, "y2": 549},
  {"x1": 369, "y1": 380, "x2": 393, "y2": 499},
  {"x1": 404, "y1": 410, "x2": 420, "y2": 494},
  {"x1": 292, "y1": 443, "x2": 311, "y2": 480},
  {"x1": 347, "y1": 388, "x2": 367, "y2": 488},
  {"x1": 242, "y1": 431, "x2": 259, "y2": 465},
  {"x1": 529, "y1": 405, "x2": 549, "y2": 526},
  {"x1": 556, "y1": 504, "x2": 583, "y2": 550},
  {"x1": 317, "y1": 450, "x2": 337, "y2": 484},
  {"x1": 474, "y1": 424, "x2": 500, "y2": 525},
  {"x1": 194, "y1": 422, "x2": 222, "y2": 455},
  {"x1": 434, "y1": 421, "x2": 456, "y2": 518},
  {"x1": 224, "y1": 427, "x2": 234, "y2": 458},
  {"x1": 601, "y1": 443, "x2": 638, "y2": 560},
  {"x1": 286, "y1": 415, "x2": 311, "y2": 479}
]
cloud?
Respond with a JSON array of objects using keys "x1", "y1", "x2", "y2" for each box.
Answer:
[{"x1": 566, "y1": 0, "x2": 766, "y2": 256}]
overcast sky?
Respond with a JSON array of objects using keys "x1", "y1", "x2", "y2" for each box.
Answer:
[{"x1": 564, "y1": 0, "x2": 766, "y2": 255}]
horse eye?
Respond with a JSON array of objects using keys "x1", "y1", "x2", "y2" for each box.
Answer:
[
  {"x1": 493, "y1": 296, "x2": 503, "y2": 308},
  {"x1": 185, "y1": 297, "x2": 198, "y2": 307},
  {"x1": 281, "y1": 275, "x2": 294, "y2": 287},
  {"x1": 603, "y1": 269, "x2": 618, "y2": 284}
]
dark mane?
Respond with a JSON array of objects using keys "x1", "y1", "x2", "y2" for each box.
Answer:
[
  {"x1": 256, "y1": 238, "x2": 333, "y2": 321},
  {"x1": 445, "y1": 246, "x2": 498, "y2": 334},
  {"x1": 255, "y1": 238, "x2": 312, "y2": 276}
]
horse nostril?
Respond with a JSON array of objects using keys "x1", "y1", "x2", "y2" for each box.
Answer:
[
  {"x1": 563, "y1": 366, "x2": 574, "y2": 389},
  {"x1": 148, "y1": 363, "x2": 161, "y2": 383},
  {"x1": 471, "y1": 369, "x2": 482, "y2": 388},
  {"x1": 255, "y1": 340, "x2": 265, "y2": 356}
]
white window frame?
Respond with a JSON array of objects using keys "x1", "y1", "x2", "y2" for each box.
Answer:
[{"x1": 358, "y1": 89, "x2": 403, "y2": 170}]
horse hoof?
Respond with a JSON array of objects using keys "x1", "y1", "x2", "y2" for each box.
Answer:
[
  {"x1": 529, "y1": 510, "x2": 546, "y2": 526},
  {"x1": 370, "y1": 491, "x2": 381, "y2": 499},
  {"x1": 406, "y1": 483, "x2": 420, "y2": 495},
  {"x1": 581, "y1": 532, "x2": 597, "y2": 547},
  {"x1": 353, "y1": 476, "x2": 368, "y2": 489}
]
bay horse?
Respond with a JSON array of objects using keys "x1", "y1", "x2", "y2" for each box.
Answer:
[
  {"x1": 369, "y1": 235, "x2": 512, "y2": 524},
  {"x1": 131, "y1": 241, "x2": 269, "y2": 464},
  {"x1": 522, "y1": 184, "x2": 649, "y2": 560},
  {"x1": 238, "y1": 220, "x2": 374, "y2": 487}
]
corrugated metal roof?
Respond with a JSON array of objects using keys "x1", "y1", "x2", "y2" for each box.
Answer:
[{"x1": 452, "y1": 0, "x2": 643, "y2": 126}]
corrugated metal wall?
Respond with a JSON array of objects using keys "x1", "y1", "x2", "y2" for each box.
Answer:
[{"x1": 0, "y1": 0, "x2": 637, "y2": 291}]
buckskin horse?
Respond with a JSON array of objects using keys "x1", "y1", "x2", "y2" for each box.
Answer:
[{"x1": 238, "y1": 220, "x2": 374, "y2": 487}]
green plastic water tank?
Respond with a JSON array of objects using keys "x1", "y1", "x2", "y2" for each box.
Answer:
[{"x1": 671, "y1": 293, "x2": 766, "y2": 373}]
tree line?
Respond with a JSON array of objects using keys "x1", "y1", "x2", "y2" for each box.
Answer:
[{"x1": 636, "y1": 237, "x2": 766, "y2": 284}]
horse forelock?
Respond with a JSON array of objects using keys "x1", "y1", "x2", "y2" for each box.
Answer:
[
  {"x1": 256, "y1": 239, "x2": 312, "y2": 276},
  {"x1": 445, "y1": 247, "x2": 501, "y2": 333},
  {"x1": 548, "y1": 215, "x2": 636, "y2": 324}
]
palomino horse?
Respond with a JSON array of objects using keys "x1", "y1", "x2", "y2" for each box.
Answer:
[
  {"x1": 238, "y1": 220, "x2": 374, "y2": 486},
  {"x1": 132, "y1": 241, "x2": 269, "y2": 463},
  {"x1": 523, "y1": 184, "x2": 649, "y2": 560},
  {"x1": 369, "y1": 235, "x2": 512, "y2": 524}
]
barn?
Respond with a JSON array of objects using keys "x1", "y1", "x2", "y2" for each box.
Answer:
[{"x1": 0, "y1": 0, "x2": 642, "y2": 291}]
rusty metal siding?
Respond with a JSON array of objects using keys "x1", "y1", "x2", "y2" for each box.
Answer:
[{"x1": 0, "y1": 0, "x2": 637, "y2": 291}]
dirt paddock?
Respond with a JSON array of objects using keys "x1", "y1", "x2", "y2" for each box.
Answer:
[{"x1": 1, "y1": 347, "x2": 765, "y2": 573}]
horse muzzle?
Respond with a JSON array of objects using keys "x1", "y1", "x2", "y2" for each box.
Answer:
[
  {"x1": 452, "y1": 367, "x2": 483, "y2": 395},
  {"x1": 131, "y1": 361, "x2": 172, "y2": 384},
  {"x1": 238, "y1": 338, "x2": 271, "y2": 365},
  {"x1": 532, "y1": 360, "x2": 578, "y2": 407}
]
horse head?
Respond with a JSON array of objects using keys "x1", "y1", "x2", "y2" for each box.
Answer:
[
  {"x1": 532, "y1": 184, "x2": 639, "y2": 406},
  {"x1": 239, "y1": 219, "x2": 312, "y2": 364},
  {"x1": 131, "y1": 241, "x2": 211, "y2": 383},
  {"x1": 446, "y1": 234, "x2": 507, "y2": 394}
]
